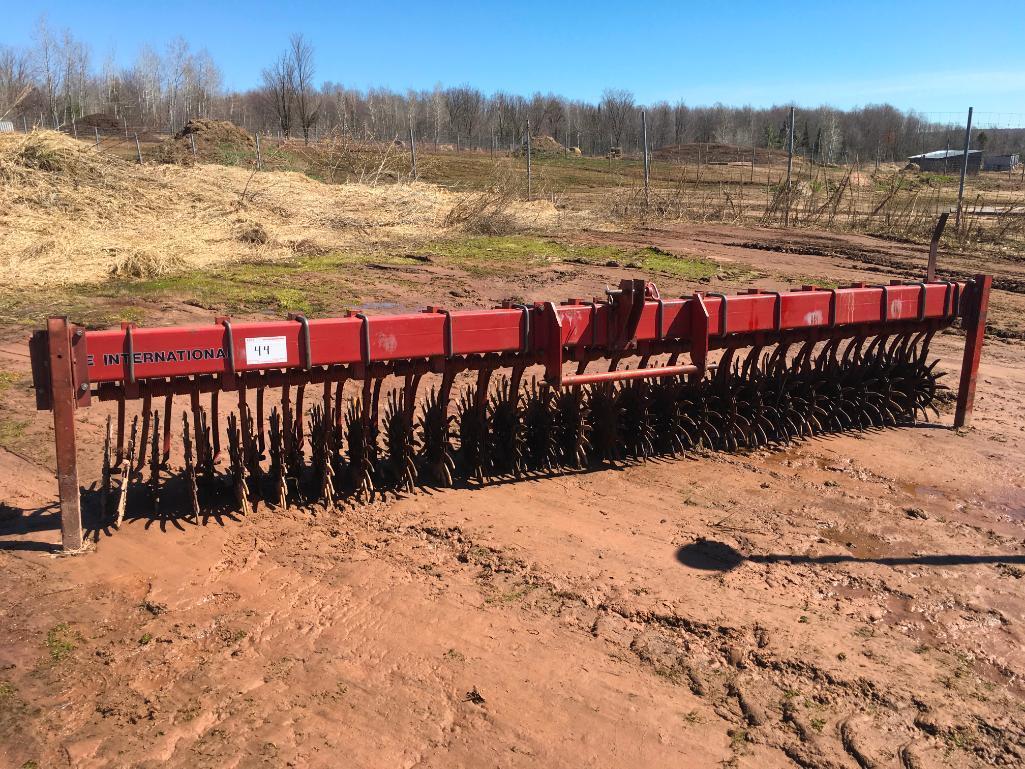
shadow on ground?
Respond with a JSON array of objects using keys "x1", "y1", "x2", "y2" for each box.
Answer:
[{"x1": 676, "y1": 538, "x2": 1025, "y2": 571}]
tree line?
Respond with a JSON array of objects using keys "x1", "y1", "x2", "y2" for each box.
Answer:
[{"x1": 2, "y1": 17, "x2": 1023, "y2": 162}]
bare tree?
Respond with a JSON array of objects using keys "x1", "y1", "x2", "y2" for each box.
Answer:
[
  {"x1": 0, "y1": 45, "x2": 33, "y2": 120},
  {"x1": 445, "y1": 86, "x2": 482, "y2": 146},
  {"x1": 262, "y1": 52, "x2": 294, "y2": 137},
  {"x1": 33, "y1": 16, "x2": 64, "y2": 126},
  {"x1": 600, "y1": 88, "x2": 634, "y2": 147},
  {"x1": 289, "y1": 33, "x2": 318, "y2": 144}
]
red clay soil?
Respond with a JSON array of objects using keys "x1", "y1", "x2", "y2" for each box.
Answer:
[{"x1": 1, "y1": 224, "x2": 1023, "y2": 768}]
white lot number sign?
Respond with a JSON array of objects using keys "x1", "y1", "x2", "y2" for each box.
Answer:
[{"x1": 245, "y1": 336, "x2": 288, "y2": 366}]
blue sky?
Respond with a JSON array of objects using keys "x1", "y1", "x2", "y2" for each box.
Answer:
[{"x1": 5, "y1": 1, "x2": 1025, "y2": 121}]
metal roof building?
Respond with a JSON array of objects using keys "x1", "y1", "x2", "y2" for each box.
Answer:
[{"x1": 908, "y1": 149, "x2": 983, "y2": 174}]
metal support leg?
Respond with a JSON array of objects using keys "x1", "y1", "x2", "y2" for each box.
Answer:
[
  {"x1": 47, "y1": 317, "x2": 83, "y2": 551},
  {"x1": 954, "y1": 274, "x2": 992, "y2": 429}
]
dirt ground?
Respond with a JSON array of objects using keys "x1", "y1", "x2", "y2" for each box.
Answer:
[{"x1": 1, "y1": 222, "x2": 1024, "y2": 769}]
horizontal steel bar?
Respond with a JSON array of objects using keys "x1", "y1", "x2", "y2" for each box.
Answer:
[
  {"x1": 32, "y1": 281, "x2": 966, "y2": 405},
  {"x1": 560, "y1": 364, "x2": 700, "y2": 387}
]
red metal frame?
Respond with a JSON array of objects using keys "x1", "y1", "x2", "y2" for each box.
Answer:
[{"x1": 29, "y1": 276, "x2": 992, "y2": 550}]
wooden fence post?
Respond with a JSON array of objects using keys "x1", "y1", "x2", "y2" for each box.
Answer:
[
  {"x1": 954, "y1": 274, "x2": 993, "y2": 429},
  {"x1": 45, "y1": 317, "x2": 83, "y2": 551}
]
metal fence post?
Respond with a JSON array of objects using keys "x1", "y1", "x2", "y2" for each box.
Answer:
[
  {"x1": 409, "y1": 115, "x2": 417, "y2": 180},
  {"x1": 190, "y1": 132, "x2": 197, "y2": 156},
  {"x1": 135, "y1": 133, "x2": 142, "y2": 164},
  {"x1": 255, "y1": 134, "x2": 263, "y2": 170},
  {"x1": 526, "y1": 118, "x2": 532, "y2": 200},
  {"x1": 955, "y1": 106, "x2": 973, "y2": 231},
  {"x1": 642, "y1": 110, "x2": 650, "y2": 206},
  {"x1": 785, "y1": 106, "x2": 795, "y2": 226},
  {"x1": 94, "y1": 127, "x2": 100, "y2": 147}
]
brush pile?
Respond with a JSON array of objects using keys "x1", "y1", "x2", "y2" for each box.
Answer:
[{"x1": 0, "y1": 130, "x2": 571, "y2": 287}]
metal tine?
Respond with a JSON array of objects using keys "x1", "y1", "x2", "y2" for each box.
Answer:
[
  {"x1": 620, "y1": 378, "x2": 655, "y2": 460},
  {"x1": 162, "y1": 393, "x2": 173, "y2": 464},
  {"x1": 487, "y1": 365, "x2": 526, "y2": 478},
  {"x1": 295, "y1": 383, "x2": 307, "y2": 448},
  {"x1": 282, "y1": 381, "x2": 293, "y2": 459},
  {"x1": 794, "y1": 340, "x2": 816, "y2": 375},
  {"x1": 244, "y1": 410, "x2": 262, "y2": 510},
  {"x1": 458, "y1": 367, "x2": 494, "y2": 483},
  {"x1": 256, "y1": 384, "x2": 266, "y2": 455},
  {"x1": 587, "y1": 382, "x2": 622, "y2": 464},
  {"x1": 115, "y1": 397, "x2": 126, "y2": 466},
  {"x1": 309, "y1": 404, "x2": 336, "y2": 505},
  {"x1": 100, "y1": 415, "x2": 112, "y2": 517},
  {"x1": 368, "y1": 376, "x2": 385, "y2": 487},
  {"x1": 398, "y1": 373, "x2": 423, "y2": 488},
  {"x1": 196, "y1": 407, "x2": 215, "y2": 489},
  {"x1": 189, "y1": 386, "x2": 204, "y2": 468},
  {"x1": 115, "y1": 415, "x2": 138, "y2": 529},
  {"x1": 182, "y1": 411, "x2": 200, "y2": 519},
  {"x1": 334, "y1": 376, "x2": 347, "y2": 431},
  {"x1": 149, "y1": 410, "x2": 161, "y2": 516},
  {"x1": 715, "y1": 347, "x2": 737, "y2": 384},
  {"x1": 226, "y1": 412, "x2": 251, "y2": 516},
  {"x1": 238, "y1": 374, "x2": 251, "y2": 460},
  {"x1": 405, "y1": 372, "x2": 423, "y2": 421},
  {"x1": 136, "y1": 392, "x2": 152, "y2": 474},
  {"x1": 554, "y1": 386, "x2": 590, "y2": 468},
  {"x1": 315, "y1": 380, "x2": 337, "y2": 502},
  {"x1": 283, "y1": 382, "x2": 304, "y2": 491},
  {"x1": 211, "y1": 389, "x2": 222, "y2": 461},
  {"x1": 346, "y1": 377, "x2": 376, "y2": 500},
  {"x1": 417, "y1": 367, "x2": 456, "y2": 487},
  {"x1": 521, "y1": 377, "x2": 556, "y2": 472},
  {"x1": 268, "y1": 407, "x2": 288, "y2": 507},
  {"x1": 382, "y1": 386, "x2": 416, "y2": 494},
  {"x1": 913, "y1": 330, "x2": 936, "y2": 365}
]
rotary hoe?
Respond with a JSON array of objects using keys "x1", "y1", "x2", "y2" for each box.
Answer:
[{"x1": 30, "y1": 274, "x2": 992, "y2": 550}]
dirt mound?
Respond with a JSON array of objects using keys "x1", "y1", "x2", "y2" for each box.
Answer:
[
  {"x1": 78, "y1": 113, "x2": 121, "y2": 131},
  {"x1": 654, "y1": 142, "x2": 789, "y2": 166},
  {"x1": 516, "y1": 134, "x2": 565, "y2": 157},
  {"x1": 154, "y1": 119, "x2": 255, "y2": 165},
  {"x1": 177, "y1": 118, "x2": 255, "y2": 148},
  {"x1": 0, "y1": 130, "x2": 579, "y2": 287}
]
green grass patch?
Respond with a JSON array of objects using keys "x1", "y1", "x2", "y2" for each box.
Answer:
[
  {"x1": 45, "y1": 623, "x2": 81, "y2": 662},
  {"x1": 423, "y1": 235, "x2": 720, "y2": 280},
  {"x1": 82, "y1": 252, "x2": 383, "y2": 316},
  {"x1": 0, "y1": 372, "x2": 23, "y2": 396},
  {"x1": 0, "y1": 417, "x2": 28, "y2": 451}
]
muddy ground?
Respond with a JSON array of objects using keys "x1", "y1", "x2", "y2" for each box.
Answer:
[{"x1": 1, "y1": 222, "x2": 1024, "y2": 768}]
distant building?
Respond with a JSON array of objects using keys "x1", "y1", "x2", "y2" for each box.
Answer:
[
  {"x1": 983, "y1": 153, "x2": 1020, "y2": 172},
  {"x1": 908, "y1": 149, "x2": 983, "y2": 174},
  {"x1": 0, "y1": 120, "x2": 14, "y2": 134}
]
